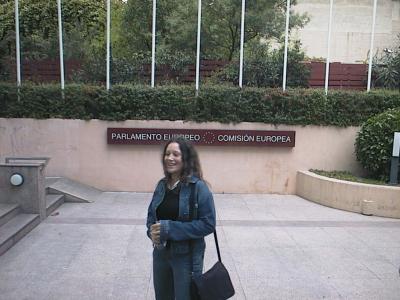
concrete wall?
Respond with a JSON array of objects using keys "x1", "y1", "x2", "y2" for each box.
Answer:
[
  {"x1": 0, "y1": 163, "x2": 47, "y2": 220},
  {"x1": 0, "y1": 118, "x2": 363, "y2": 194},
  {"x1": 296, "y1": 170, "x2": 400, "y2": 218},
  {"x1": 293, "y1": 0, "x2": 400, "y2": 63}
]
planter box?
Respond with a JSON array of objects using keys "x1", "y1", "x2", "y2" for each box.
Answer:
[{"x1": 296, "y1": 170, "x2": 400, "y2": 219}]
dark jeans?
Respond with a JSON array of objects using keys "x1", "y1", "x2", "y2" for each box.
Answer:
[{"x1": 153, "y1": 245, "x2": 204, "y2": 300}]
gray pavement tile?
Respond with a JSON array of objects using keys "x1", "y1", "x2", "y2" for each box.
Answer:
[
  {"x1": 328, "y1": 277, "x2": 400, "y2": 300},
  {"x1": 111, "y1": 274, "x2": 152, "y2": 300},
  {"x1": 271, "y1": 247, "x2": 317, "y2": 279},
  {"x1": 241, "y1": 277, "x2": 342, "y2": 300},
  {"x1": 375, "y1": 247, "x2": 400, "y2": 267},
  {"x1": 1, "y1": 192, "x2": 400, "y2": 299},
  {"x1": 262, "y1": 227, "x2": 299, "y2": 248},
  {"x1": 64, "y1": 227, "x2": 134, "y2": 277},
  {"x1": 0, "y1": 274, "x2": 29, "y2": 299},
  {"x1": 214, "y1": 202, "x2": 253, "y2": 221},
  {"x1": 347, "y1": 227, "x2": 400, "y2": 248},
  {"x1": 223, "y1": 226, "x2": 271, "y2": 249},
  {"x1": 321, "y1": 227, "x2": 369, "y2": 250},
  {"x1": 339, "y1": 244, "x2": 399, "y2": 278},
  {"x1": 302, "y1": 246, "x2": 379, "y2": 280},
  {"x1": 46, "y1": 274, "x2": 116, "y2": 300},
  {"x1": 284, "y1": 227, "x2": 339, "y2": 248},
  {"x1": 230, "y1": 247, "x2": 291, "y2": 280}
]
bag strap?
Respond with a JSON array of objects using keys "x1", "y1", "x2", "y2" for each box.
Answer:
[
  {"x1": 213, "y1": 230, "x2": 222, "y2": 262},
  {"x1": 189, "y1": 182, "x2": 222, "y2": 263}
]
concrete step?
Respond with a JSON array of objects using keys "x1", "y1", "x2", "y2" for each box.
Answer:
[
  {"x1": 0, "y1": 213, "x2": 40, "y2": 256},
  {"x1": 45, "y1": 176, "x2": 62, "y2": 187},
  {"x1": 46, "y1": 194, "x2": 64, "y2": 217},
  {"x1": 0, "y1": 203, "x2": 21, "y2": 227},
  {"x1": 46, "y1": 177, "x2": 102, "y2": 203}
]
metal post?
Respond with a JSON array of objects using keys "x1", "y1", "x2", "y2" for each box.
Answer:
[
  {"x1": 239, "y1": 0, "x2": 246, "y2": 88},
  {"x1": 367, "y1": 0, "x2": 378, "y2": 92},
  {"x1": 282, "y1": 0, "x2": 290, "y2": 91},
  {"x1": 15, "y1": 0, "x2": 21, "y2": 87},
  {"x1": 106, "y1": 0, "x2": 111, "y2": 90},
  {"x1": 151, "y1": 0, "x2": 157, "y2": 88},
  {"x1": 195, "y1": 0, "x2": 202, "y2": 95},
  {"x1": 324, "y1": 0, "x2": 334, "y2": 95},
  {"x1": 390, "y1": 132, "x2": 400, "y2": 185},
  {"x1": 57, "y1": 0, "x2": 65, "y2": 90}
]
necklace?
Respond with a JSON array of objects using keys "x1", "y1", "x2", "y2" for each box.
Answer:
[{"x1": 168, "y1": 179, "x2": 180, "y2": 190}]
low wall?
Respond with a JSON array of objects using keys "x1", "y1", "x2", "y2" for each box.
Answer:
[
  {"x1": 0, "y1": 162, "x2": 47, "y2": 220},
  {"x1": 0, "y1": 118, "x2": 363, "y2": 194},
  {"x1": 296, "y1": 171, "x2": 400, "y2": 218}
]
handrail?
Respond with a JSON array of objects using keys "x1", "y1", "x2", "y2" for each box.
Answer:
[{"x1": 4, "y1": 157, "x2": 50, "y2": 167}]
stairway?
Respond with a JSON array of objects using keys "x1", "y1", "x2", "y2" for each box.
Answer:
[{"x1": 0, "y1": 194, "x2": 65, "y2": 256}]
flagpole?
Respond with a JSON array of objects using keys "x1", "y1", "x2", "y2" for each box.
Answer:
[
  {"x1": 282, "y1": 0, "x2": 290, "y2": 91},
  {"x1": 151, "y1": 0, "x2": 157, "y2": 87},
  {"x1": 324, "y1": 0, "x2": 334, "y2": 95},
  {"x1": 106, "y1": 0, "x2": 111, "y2": 90},
  {"x1": 367, "y1": 0, "x2": 378, "y2": 92},
  {"x1": 57, "y1": 0, "x2": 65, "y2": 90},
  {"x1": 239, "y1": 0, "x2": 246, "y2": 88},
  {"x1": 195, "y1": 0, "x2": 202, "y2": 95},
  {"x1": 15, "y1": 0, "x2": 21, "y2": 87}
]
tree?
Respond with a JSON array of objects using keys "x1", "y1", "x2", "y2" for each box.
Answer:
[
  {"x1": 210, "y1": 39, "x2": 310, "y2": 87},
  {"x1": 119, "y1": 0, "x2": 309, "y2": 61},
  {"x1": 0, "y1": 0, "x2": 107, "y2": 59},
  {"x1": 113, "y1": 0, "x2": 175, "y2": 57}
]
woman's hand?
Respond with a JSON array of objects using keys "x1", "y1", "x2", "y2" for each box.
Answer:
[{"x1": 150, "y1": 222, "x2": 161, "y2": 245}]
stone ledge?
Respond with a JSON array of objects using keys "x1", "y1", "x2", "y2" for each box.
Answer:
[{"x1": 296, "y1": 170, "x2": 400, "y2": 219}]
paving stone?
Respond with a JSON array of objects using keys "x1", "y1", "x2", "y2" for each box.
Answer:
[{"x1": 0, "y1": 193, "x2": 399, "y2": 299}]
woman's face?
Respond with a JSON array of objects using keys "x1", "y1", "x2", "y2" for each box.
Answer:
[{"x1": 164, "y1": 142, "x2": 183, "y2": 178}]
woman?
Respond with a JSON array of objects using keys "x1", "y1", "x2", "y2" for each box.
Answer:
[{"x1": 146, "y1": 137, "x2": 216, "y2": 300}]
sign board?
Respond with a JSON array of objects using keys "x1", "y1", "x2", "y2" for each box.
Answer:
[
  {"x1": 393, "y1": 132, "x2": 400, "y2": 157},
  {"x1": 107, "y1": 128, "x2": 295, "y2": 147}
]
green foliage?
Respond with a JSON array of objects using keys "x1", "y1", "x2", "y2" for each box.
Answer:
[
  {"x1": 115, "y1": 0, "x2": 174, "y2": 56},
  {"x1": 210, "y1": 40, "x2": 309, "y2": 87},
  {"x1": 0, "y1": 0, "x2": 106, "y2": 60},
  {"x1": 116, "y1": 0, "x2": 309, "y2": 61},
  {"x1": 1, "y1": 83, "x2": 400, "y2": 128},
  {"x1": 0, "y1": 0, "x2": 309, "y2": 84},
  {"x1": 372, "y1": 36, "x2": 400, "y2": 90},
  {"x1": 310, "y1": 169, "x2": 386, "y2": 185},
  {"x1": 355, "y1": 108, "x2": 400, "y2": 181},
  {"x1": 72, "y1": 49, "x2": 193, "y2": 85}
]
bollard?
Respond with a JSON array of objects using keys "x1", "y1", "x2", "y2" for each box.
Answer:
[{"x1": 361, "y1": 199, "x2": 375, "y2": 216}]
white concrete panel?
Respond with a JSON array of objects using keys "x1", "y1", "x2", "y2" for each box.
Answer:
[{"x1": 293, "y1": 0, "x2": 399, "y2": 62}]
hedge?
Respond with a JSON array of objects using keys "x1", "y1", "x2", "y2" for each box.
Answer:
[
  {"x1": 0, "y1": 83, "x2": 399, "y2": 126},
  {"x1": 355, "y1": 108, "x2": 400, "y2": 180}
]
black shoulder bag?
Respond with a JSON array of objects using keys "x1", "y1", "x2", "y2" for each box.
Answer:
[{"x1": 189, "y1": 182, "x2": 235, "y2": 300}]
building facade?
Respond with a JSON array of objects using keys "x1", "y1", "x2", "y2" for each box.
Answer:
[{"x1": 293, "y1": 0, "x2": 400, "y2": 63}]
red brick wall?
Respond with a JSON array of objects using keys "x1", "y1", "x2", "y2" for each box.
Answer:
[
  {"x1": 306, "y1": 61, "x2": 367, "y2": 90},
  {"x1": 6, "y1": 59, "x2": 368, "y2": 90}
]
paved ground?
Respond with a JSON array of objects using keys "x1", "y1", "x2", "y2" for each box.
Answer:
[{"x1": 0, "y1": 192, "x2": 399, "y2": 300}]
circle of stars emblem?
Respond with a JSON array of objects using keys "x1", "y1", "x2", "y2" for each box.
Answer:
[{"x1": 202, "y1": 131, "x2": 216, "y2": 144}]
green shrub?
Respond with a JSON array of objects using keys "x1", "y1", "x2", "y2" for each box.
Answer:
[
  {"x1": 72, "y1": 49, "x2": 193, "y2": 85},
  {"x1": 355, "y1": 108, "x2": 400, "y2": 180},
  {"x1": 372, "y1": 36, "x2": 400, "y2": 90},
  {"x1": 0, "y1": 83, "x2": 400, "y2": 126},
  {"x1": 210, "y1": 41, "x2": 310, "y2": 88},
  {"x1": 310, "y1": 169, "x2": 386, "y2": 185}
]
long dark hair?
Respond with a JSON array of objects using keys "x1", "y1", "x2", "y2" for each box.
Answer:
[{"x1": 162, "y1": 137, "x2": 203, "y2": 182}]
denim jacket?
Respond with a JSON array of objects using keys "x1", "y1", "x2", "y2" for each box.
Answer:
[{"x1": 146, "y1": 176, "x2": 216, "y2": 255}]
